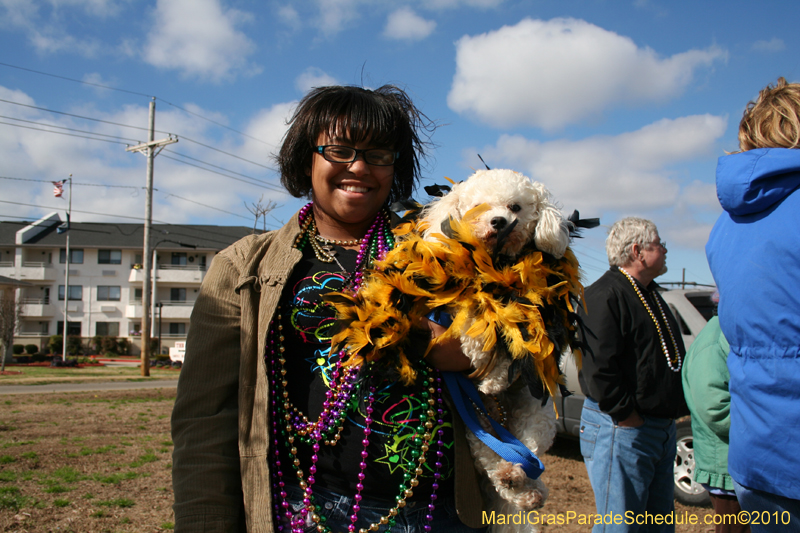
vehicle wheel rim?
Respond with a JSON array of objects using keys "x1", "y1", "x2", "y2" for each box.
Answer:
[{"x1": 674, "y1": 435, "x2": 706, "y2": 495}]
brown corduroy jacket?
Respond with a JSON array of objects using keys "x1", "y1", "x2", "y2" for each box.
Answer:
[{"x1": 171, "y1": 212, "x2": 484, "y2": 532}]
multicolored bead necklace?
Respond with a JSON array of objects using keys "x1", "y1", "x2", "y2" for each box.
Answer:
[
  {"x1": 270, "y1": 203, "x2": 446, "y2": 532},
  {"x1": 292, "y1": 202, "x2": 394, "y2": 292},
  {"x1": 618, "y1": 267, "x2": 682, "y2": 372}
]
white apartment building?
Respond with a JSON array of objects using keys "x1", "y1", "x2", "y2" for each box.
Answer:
[{"x1": 0, "y1": 213, "x2": 256, "y2": 355}]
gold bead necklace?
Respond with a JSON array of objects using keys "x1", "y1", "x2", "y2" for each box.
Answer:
[{"x1": 618, "y1": 267, "x2": 682, "y2": 372}]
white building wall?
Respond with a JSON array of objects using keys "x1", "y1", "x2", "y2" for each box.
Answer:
[{"x1": 14, "y1": 244, "x2": 204, "y2": 355}]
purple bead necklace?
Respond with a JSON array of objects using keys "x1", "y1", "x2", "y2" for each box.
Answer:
[{"x1": 268, "y1": 204, "x2": 445, "y2": 532}]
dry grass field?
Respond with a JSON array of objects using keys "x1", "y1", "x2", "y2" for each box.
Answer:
[{"x1": 0, "y1": 384, "x2": 717, "y2": 532}]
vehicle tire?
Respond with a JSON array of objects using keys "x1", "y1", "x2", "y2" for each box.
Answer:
[{"x1": 674, "y1": 419, "x2": 711, "y2": 506}]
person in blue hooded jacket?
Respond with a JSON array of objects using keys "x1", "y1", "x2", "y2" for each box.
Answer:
[{"x1": 706, "y1": 77, "x2": 800, "y2": 531}]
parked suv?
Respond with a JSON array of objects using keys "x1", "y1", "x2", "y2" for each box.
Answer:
[{"x1": 554, "y1": 286, "x2": 717, "y2": 506}]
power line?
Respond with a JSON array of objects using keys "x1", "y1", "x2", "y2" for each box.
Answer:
[
  {"x1": 0, "y1": 175, "x2": 279, "y2": 222},
  {"x1": 159, "y1": 153, "x2": 283, "y2": 191},
  {"x1": 159, "y1": 192, "x2": 250, "y2": 220},
  {"x1": 159, "y1": 100, "x2": 277, "y2": 148},
  {"x1": 0, "y1": 61, "x2": 155, "y2": 99},
  {"x1": 0, "y1": 61, "x2": 277, "y2": 148},
  {"x1": 0, "y1": 114, "x2": 141, "y2": 143},
  {"x1": 0, "y1": 175, "x2": 139, "y2": 190},
  {"x1": 0, "y1": 97, "x2": 154, "y2": 134},
  {"x1": 162, "y1": 149, "x2": 281, "y2": 188},
  {"x1": 0, "y1": 120, "x2": 131, "y2": 145},
  {"x1": 0, "y1": 97, "x2": 279, "y2": 171},
  {"x1": 177, "y1": 135, "x2": 276, "y2": 170},
  {"x1": 0, "y1": 199, "x2": 171, "y2": 223}
]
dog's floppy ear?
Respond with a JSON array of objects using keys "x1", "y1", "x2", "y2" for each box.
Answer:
[
  {"x1": 421, "y1": 182, "x2": 463, "y2": 238},
  {"x1": 534, "y1": 196, "x2": 570, "y2": 259}
]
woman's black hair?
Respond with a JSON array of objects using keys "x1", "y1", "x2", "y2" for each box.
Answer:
[{"x1": 276, "y1": 85, "x2": 435, "y2": 204}]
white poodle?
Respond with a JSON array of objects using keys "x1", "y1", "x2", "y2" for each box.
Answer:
[
  {"x1": 420, "y1": 168, "x2": 569, "y2": 260},
  {"x1": 419, "y1": 169, "x2": 568, "y2": 533}
]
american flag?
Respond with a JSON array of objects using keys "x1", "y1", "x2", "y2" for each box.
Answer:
[{"x1": 53, "y1": 181, "x2": 64, "y2": 198}]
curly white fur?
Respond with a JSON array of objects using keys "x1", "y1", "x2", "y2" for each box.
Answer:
[
  {"x1": 420, "y1": 169, "x2": 569, "y2": 259},
  {"x1": 421, "y1": 169, "x2": 566, "y2": 532},
  {"x1": 465, "y1": 390, "x2": 557, "y2": 533}
]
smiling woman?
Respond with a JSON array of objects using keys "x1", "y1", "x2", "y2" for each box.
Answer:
[{"x1": 171, "y1": 84, "x2": 492, "y2": 533}]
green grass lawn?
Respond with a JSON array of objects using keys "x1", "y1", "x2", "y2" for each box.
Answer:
[{"x1": 0, "y1": 365, "x2": 179, "y2": 385}]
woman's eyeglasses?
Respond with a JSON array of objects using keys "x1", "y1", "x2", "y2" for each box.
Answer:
[{"x1": 315, "y1": 145, "x2": 398, "y2": 166}]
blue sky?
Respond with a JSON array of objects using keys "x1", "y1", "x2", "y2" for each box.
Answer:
[{"x1": 1, "y1": 0, "x2": 797, "y2": 286}]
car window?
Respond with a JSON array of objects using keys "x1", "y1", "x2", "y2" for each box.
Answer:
[
  {"x1": 687, "y1": 293, "x2": 716, "y2": 322},
  {"x1": 669, "y1": 304, "x2": 692, "y2": 335}
]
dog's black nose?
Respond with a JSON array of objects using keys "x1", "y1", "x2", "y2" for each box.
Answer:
[{"x1": 490, "y1": 217, "x2": 507, "y2": 230}]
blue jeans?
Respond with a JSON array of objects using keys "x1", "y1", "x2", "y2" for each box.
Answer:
[
  {"x1": 580, "y1": 398, "x2": 676, "y2": 533},
  {"x1": 732, "y1": 479, "x2": 800, "y2": 532},
  {"x1": 278, "y1": 483, "x2": 486, "y2": 533}
]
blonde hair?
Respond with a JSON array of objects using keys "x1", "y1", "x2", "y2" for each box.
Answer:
[{"x1": 739, "y1": 77, "x2": 800, "y2": 151}]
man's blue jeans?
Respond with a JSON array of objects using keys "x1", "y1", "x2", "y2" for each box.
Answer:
[
  {"x1": 732, "y1": 479, "x2": 800, "y2": 532},
  {"x1": 580, "y1": 398, "x2": 677, "y2": 532}
]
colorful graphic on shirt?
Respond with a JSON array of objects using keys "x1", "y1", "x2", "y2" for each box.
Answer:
[
  {"x1": 287, "y1": 266, "x2": 454, "y2": 481},
  {"x1": 289, "y1": 270, "x2": 346, "y2": 386},
  {"x1": 348, "y1": 381, "x2": 455, "y2": 478}
]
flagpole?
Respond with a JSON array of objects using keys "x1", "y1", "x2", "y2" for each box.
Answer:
[{"x1": 62, "y1": 175, "x2": 72, "y2": 362}]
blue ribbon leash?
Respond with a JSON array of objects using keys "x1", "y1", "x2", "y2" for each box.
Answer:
[{"x1": 442, "y1": 371, "x2": 545, "y2": 480}]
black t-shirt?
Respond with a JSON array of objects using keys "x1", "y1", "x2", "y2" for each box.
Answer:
[{"x1": 272, "y1": 244, "x2": 455, "y2": 501}]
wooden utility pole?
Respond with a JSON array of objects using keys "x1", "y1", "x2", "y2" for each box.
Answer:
[{"x1": 126, "y1": 99, "x2": 177, "y2": 376}]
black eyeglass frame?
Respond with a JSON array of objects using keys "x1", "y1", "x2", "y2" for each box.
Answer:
[{"x1": 314, "y1": 145, "x2": 399, "y2": 166}]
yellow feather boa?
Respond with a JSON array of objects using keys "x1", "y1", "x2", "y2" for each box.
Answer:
[{"x1": 327, "y1": 209, "x2": 584, "y2": 398}]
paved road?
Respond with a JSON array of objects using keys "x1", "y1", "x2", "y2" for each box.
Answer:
[{"x1": 0, "y1": 379, "x2": 179, "y2": 395}]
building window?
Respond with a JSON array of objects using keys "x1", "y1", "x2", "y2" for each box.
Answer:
[
  {"x1": 59, "y1": 249, "x2": 84, "y2": 264},
  {"x1": 58, "y1": 285, "x2": 83, "y2": 301},
  {"x1": 57, "y1": 321, "x2": 82, "y2": 336},
  {"x1": 133, "y1": 288, "x2": 142, "y2": 302},
  {"x1": 169, "y1": 323, "x2": 186, "y2": 335},
  {"x1": 170, "y1": 288, "x2": 186, "y2": 302},
  {"x1": 97, "y1": 286, "x2": 121, "y2": 301},
  {"x1": 98, "y1": 250, "x2": 122, "y2": 264},
  {"x1": 172, "y1": 252, "x2": 187, "y2": 266},
  {"x1": 96, "y1": 322, "x2": 120, "y2": 337}
]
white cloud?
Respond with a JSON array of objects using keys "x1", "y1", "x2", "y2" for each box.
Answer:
[
  {"x1": 424, "y1": 0, "x2": 504, "y2": 8},
  {"x1": 143, "y1": 0, "x2": 257, "y2": 82},
  {"x1": 384, "y1": 7, "x2": 436, "y2": 41},
  {"x1": 752, "y1": 38, "x2": 785, "y2": 52},
  {"x1": 0, "y1": 86, "x2": 289, "y2": 227},
  {"x1": 448, "y1": 18, "x2": 726, "y2": 130},
  {"x1": 677, "y1": 180, "x2": 719, "y2": 211},
  {"x1": 295, "y1": 68, "x2": 339, "y2": 94},
  {"x1": 48, "y1": 0, "x2": 121, "y2": 17},
  {"x1": 277, "y1": 4, "x2": 301, "y2": 31},
  {"x1": 313, "y1": 0, "x2": 362, "y2": 37},
  {"x1": 0, "y1": 0, "x2": 104, "y2": 55},
  {"x1": 239, "y1": 101, "x2": 296, "y2": 165},
  {"x1": 474, "y1": 114, "x2": 727, "y2": 215}
]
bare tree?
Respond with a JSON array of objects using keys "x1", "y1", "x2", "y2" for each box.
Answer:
[
  {"x1": 0, "y1": 288, "x2": 23, "y2": 372},
  {"x1": 244, "y1": 195, "x2": 278, "y2": 233}
]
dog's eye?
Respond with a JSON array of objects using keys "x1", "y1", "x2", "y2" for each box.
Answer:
[{"x1": 508, "y1": 204, "x2": 521, "y2": 213}]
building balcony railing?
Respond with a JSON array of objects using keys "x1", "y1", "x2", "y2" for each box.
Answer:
[
  {"x1": 17, "y1": 262, "x2": 57, "y2": 281},
  {"x1": 17, "y1": 331, "x2": 51, "y2": 339},
  {"x1": 0, "y1": 261, "x2": 13, "y2": 268},
  {"x1": 156, "y1": 301, "x2": 194, "y2": 319},
  {"x1": 21, "y1": 297, "x2": 50, "y2": 305},
  {"x1": 20, "y1": 299, "x2": 55, "y2": 318},
  {"x1": 128, "y1": 266, "x2": 207, "y2": 284}
]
